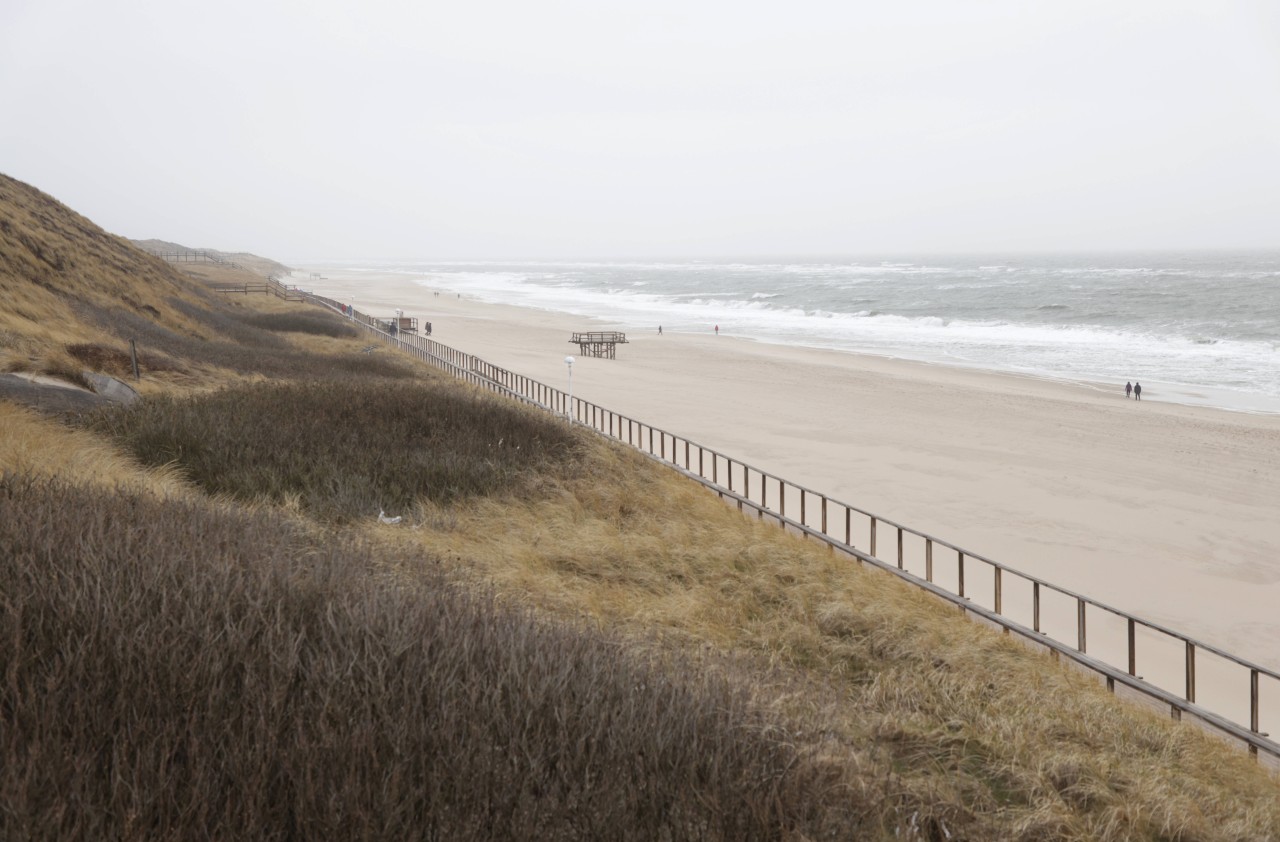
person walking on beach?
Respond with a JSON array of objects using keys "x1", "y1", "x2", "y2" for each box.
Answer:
[
  {"x1": 1134, "y1": 382, "x2": 1142, "y2": 400},
  {"x1": 714, "y1": 324, "x2": 719, "y2": 336},
  {"x1": 1125, "y1": 381, "x2": 1132, "y2": 399},
  {"x1": 658, "y1": 325, "x2": 662, "y2": 335}
]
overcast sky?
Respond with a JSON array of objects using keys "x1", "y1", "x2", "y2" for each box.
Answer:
[{"x1": 2, "y1": 0, "x2": 1278, "y2": 260}]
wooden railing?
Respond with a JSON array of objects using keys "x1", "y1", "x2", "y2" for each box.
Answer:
[
  {"x1": 147, "y1": 249, "x2": 303, "y2": 300},
  {"x1": 306, "y1": 291, "x2": 1280, "y2": 767}
]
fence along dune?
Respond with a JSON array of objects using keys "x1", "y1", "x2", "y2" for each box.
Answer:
[{"x1": 314, "y1": 291, "x2": 1280, "y2": 766}]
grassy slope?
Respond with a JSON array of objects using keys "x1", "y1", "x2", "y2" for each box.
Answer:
[
  {"x1": 130, "y1": 237, "x2": 293, "y2": 278},
  {"x1": 2, "y1": 173, "x2": 1279, "y2": 840},
  {"x1": 0, "y1": 176, "x2": 210, "y2": 371}
]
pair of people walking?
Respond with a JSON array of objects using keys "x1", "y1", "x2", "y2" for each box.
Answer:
[{"x1": 1125, "y1": 381, "x2": 1142, "y2": 400}]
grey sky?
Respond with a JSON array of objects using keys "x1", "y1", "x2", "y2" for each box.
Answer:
[{"x1": 3, "y1": 0, "x2": 1278, "y2": 259}]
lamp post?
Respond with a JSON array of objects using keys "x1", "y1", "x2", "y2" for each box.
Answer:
[{"x1": 564, "y1": 355, "x2": 575, "y2": 422}]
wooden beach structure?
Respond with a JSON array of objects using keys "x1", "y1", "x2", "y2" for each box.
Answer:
[
  {"x1": 377, "y1": 315, "x2": 430, "y2": 335},
  {"x1": 569, "y1": 331, "x2": 628, "y2": 359}
]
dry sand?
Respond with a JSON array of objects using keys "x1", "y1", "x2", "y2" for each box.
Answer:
[{"x1": 308, "y1": 269, "x2": 1280, "y2": 730}]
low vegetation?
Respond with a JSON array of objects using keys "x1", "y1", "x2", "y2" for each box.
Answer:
[
  {"x1": 1, "y1": 172, "x2": 386, "y2": 392},
  {"x1": 88, "y1": 379, "x2": 584, "y2": 520},
  {"x1": 237, "y1": 309, "x2": 361, "y2": 338},
  {"x1": 70, "y1": 296, "x2": 418, "y2": 385},
  {"x1": 0, "y1": 474, "x2": 867, "y2": 840}
]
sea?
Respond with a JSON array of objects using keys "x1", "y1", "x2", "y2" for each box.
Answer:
[{"x1": 318, "y1": 251, "x2": 1280, "y2": 414}]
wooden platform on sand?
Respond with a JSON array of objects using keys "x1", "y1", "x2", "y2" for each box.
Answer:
[{"x1": 570, "y1": 331, "x2": 628, "y2": 359}]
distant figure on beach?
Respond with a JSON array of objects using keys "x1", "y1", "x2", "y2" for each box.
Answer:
[
  {"x1": 1134, "y1": 382, "x2": 1142, "y2": 400},
  {"x1": 1125, "y1": 381, "x2": 1132, "y2": 399},
  {"x1": 658, "y1": 325, "x2": 662, "y2": 335},
  {"x1": 715, "y1": 324, "x2": 719, "y2": 335}
]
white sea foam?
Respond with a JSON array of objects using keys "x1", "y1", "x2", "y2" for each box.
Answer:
[{"x1": 322, "y1": 253, "x2": 1280, "y2": 412}]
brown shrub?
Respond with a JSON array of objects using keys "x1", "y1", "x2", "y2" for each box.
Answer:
[
  {"x1": 65, "y1": 342, "x2": 185, "y2": 377},
  {"x1": 86, "y1": 379, "x2": 584, "y2": 520},
  {"x1": 0, "y1": 473, "x2": 867, "y2": 840}
]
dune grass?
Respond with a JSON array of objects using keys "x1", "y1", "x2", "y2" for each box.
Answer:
[
  {"x1": 236, "y1": 308, "x2": 361, "y2": 338},
  {"x1": 0, "y1": 173, "x2": 382, "y2": 390},
  {"x1": 0, "y1": 473, "x2": 869, "y2": 841},
  {"x1": 0, "y1": 173, "x2": 217, "y2": 349},
  {"x1": 86, "y1": 378, "x2": 583, "y2": 521},
  {"x1": 0, "y1": 402, "x2": 188, "y2": 495}
]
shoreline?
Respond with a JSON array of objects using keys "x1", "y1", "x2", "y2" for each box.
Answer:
[
  {"x1": 730, "y1": 340, "x2": 1280, "y2": 417},
  {"x1": 303, "y1": 268, "x2": 1280, "y2": 680},
  {"x1": 292, "y1": 259, "x2": 1280, "y2": 417}
]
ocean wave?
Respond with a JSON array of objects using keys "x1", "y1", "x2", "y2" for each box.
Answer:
[
  {"x1": 305, "y1": 255, "x2": 1280, "y2": 407},
  {"x1": 1054, "y1": 267, "x2": 1191, "y2": 277}
]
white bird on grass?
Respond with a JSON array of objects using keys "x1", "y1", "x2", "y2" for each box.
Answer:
[{"x1": 377, "y1": 510, "x2": 402, "y2": 525}]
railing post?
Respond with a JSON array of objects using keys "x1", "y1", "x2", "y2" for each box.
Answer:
[
  {"x1": 958, "y1": 551, "x2": 965, "y2": 598},
  {"x1": 1128, "y1": 618, "x2": 1136, "y2": 676},
  {"x1": 800, "y1": 490, "x2": 806, "y2": 527},
  {"x1": 1033, "y1": 582, "x2": 1041, "y2": 633},
  {"x1": 779, "y1": 480, "x2": 786, "y2": 518},
  {"x1": 896, "y1": 527, "x2": 904, "y2": 569},
  {"x1": 845, "y1": 508, "x2": 851, "y2": 546},
  {"x1": 1251, "y1": 669, "x2": 1260, "y2": 759},
  {"x1": 728, "y1": 459, "x2": 733, "y2": 493},
  {"x1": 761, "y1": 472, "x2": 767, "y2": 509},
  {"x1": 870, "y1": 518, "x2": 877, "y2": 556},
  {"x1": 1077, "y1": 599, "x2": 1086, "y2": 653},
  {"x1": 1185, "y1": 641, "x2": 1196, "y2": 703},
  {"x1": 821, "y1": 497, "x2": 828, "y2": 537},
  {"x1": 925, "y1": 539, "x2": 933, "y2": 582},
  {"x1": 994, "y1": 567, "x2": 1002, "y2": 614}
]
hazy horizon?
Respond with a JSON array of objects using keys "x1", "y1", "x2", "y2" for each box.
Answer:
[
  {"x1": 287, "y1": 247, "x2": 1280, "y2": 265},
  {"x1": 4, "y1": 1, "x2": 1278, "y2": 259}
]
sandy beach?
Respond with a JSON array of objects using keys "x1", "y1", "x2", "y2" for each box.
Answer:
[{"x1": 308, "y1": 268, "x2": 1280, "y2": 724}]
